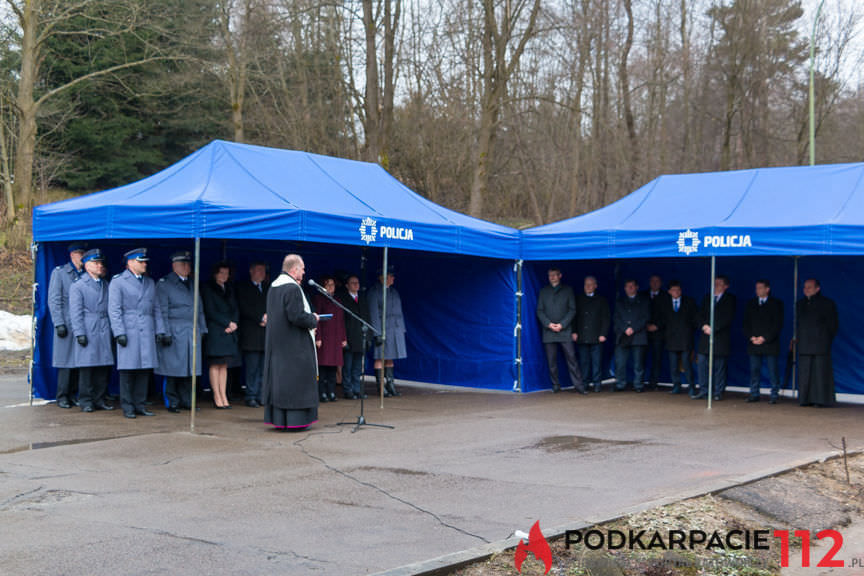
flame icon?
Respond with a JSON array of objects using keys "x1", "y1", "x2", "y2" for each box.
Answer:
[{"x1": 514, "y1": 520, "x2": 553, "y2": 574}]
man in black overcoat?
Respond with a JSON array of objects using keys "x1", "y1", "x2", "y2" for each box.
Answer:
[
  {"x1": 694, "y1": 275, "x2": 736, "y2": 401},
  {"x1": 613, "y1": 279, "x2": 650, "y2": 392},
  {"x1": 572, "y1": 275, "x2": 609, "y2": 392},
  {"x1": 536, "y1": 267, "x2": 585, "y2": 394},
  {"x1": 338, "y1": 275, "x2": 370, "y2": 399},
  {"x1": 262, "y1": 254, "x2": 320, "y2": 429},
  {"x1": 795, "y1": 278, "x2": 838, "y2": 407},
  {"x1": 644, "y1": 275, "x2": 671, "y2": 390},
  {"x1": 742, "y1": 279, "x2": 784, "y2": 403},
  {"x1": 237, "y1": 261, "x2": 269, "y2": 407},
  {"x1": 661, "y1": 281, "x2": 698, "y2": 396}
]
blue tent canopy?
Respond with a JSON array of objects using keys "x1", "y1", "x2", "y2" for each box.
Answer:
[
  {"x1": 34, "y1": 140, "x2": 519, "y2": 259},
  {"x1": 30, "y1": 141, "x2": 521, "y2": 400},
  {"x1": 519, "y1": 163, "x2": 864, "y2": 396},
  {"x1": 521, "y1": 163, "x2": 864, "y2": 260}
]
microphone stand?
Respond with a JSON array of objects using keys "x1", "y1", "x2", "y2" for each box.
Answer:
[{"x1": 310, "y1": 282, "x2": 393, "y2": 433}]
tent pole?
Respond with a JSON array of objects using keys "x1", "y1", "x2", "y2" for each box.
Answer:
[
  {"x1": 792, "y1": 256, "x2": 799, "y2": 399},
  {"x1": 708, "y1": 256, "x2": 716, "y2": 410},
  {"x1": 515, "y1": 260, "x2": 523, "y2": 393},
  {"x1": 379, "y1": 246, "x2": 388, "y2": 409},
  {"x1": 190, "y1": 237, "x2": 201, "y2": 433},
  {"x1": 29, "y1": 242, "x2": 38, "y2": 406}
]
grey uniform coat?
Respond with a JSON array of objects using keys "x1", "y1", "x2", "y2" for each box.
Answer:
[
  {"x1": 536, "y1": 284, "x2": 577, "y2": 343},
  {"x1": 367, "y1": 283, "x2": 407, "y2": 359},
  {"x1": 108, "y1": 269, "x2": 165, "y2": 370},
  {"x1": 155, "y1": 273, "x2": 208, "y2": 377},
  {"x1": 69, "y1": 274, "x2": 114, "y2": 367},
  {"x1": 48, "y1": 262, "x2": 84, "y2": 368}
]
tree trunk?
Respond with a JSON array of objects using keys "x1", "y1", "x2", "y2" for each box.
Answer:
[
  {"x1": 13, "y1": 0, "x2": 38, "y2": 215},
  {"x1": 362, "y1": 0, "x2": 380, "y2": 163},
  {"x1": 619, "y1": 0, "x2": 638, "y2": 188}
]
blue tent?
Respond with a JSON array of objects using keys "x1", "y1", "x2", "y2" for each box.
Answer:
[
  {"x1": 519, "y1": 163, "x2": 864, "y2": 395},
  {"x1": 31, "y1": 140, "x2": 521, "y2": 400}
]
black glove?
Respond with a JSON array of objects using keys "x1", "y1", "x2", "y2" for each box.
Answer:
[
  {"x1": 56, "y1": 325, "x2": 68, "y2": 338},
  {"x1": 116, "y1": 334, "x2": 128, "y2": 347},
  {"x1": 77, "y1": 335, "x2": 88, "y2": 347},
  {"x1": 374, "y1": 336, "x2": 385, "y2": 346},
  {"x1": 157, "y1": 333, "x2": 172, "y2": 347}
]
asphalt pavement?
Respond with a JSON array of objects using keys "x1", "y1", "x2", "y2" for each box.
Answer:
[{"x1": 2, "y1": 374, "x2": 862, "y2": 575}]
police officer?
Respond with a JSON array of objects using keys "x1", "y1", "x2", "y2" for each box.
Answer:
[
  {"x1": 155, "y1": 251, "x2": 207, "y2": 412},
  {"x1": 48, "y1": 242, "x2": 87, "y2": 408},
  {"x1": 108, "y1": 248, "x2": 166, "y2": 418},
  {"x1": 69, "y1": 249, "x2": 115, "y2": 412}
]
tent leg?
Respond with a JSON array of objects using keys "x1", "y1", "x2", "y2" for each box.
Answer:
[
  {"x1": 515, "y1": 259, "x2": 523, "y2": 393},
  {"x1": 29, "y1": 242, "x2": 38, "y2": 406},
  {"x1": 379, "y1": 246, "x2": 388, "y2": 409},
  {"x1": 708, "y1": 256, "x2": 716, "y2": 410},
  {"x1": 792, "y1": 256, "x2": 799, "y2": 399},
  {"x1": 190, "y1": 237, "x2": 201, "y2": 433}
]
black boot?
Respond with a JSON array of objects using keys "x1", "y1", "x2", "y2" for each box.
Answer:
[
  {"x1": 376, "y1": 371, "x2": 392, "y2": 397},
  {"x1": 385, "y1": 366, "x2": 401, "y2": 397}
]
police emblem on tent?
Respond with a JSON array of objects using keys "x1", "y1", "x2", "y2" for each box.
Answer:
[
  {"x1": 677, "y1": 229, "x2": 700, "y2": 255},
  {"x1": 359, "y1": 217, "x2": 378, "y2": 244}
]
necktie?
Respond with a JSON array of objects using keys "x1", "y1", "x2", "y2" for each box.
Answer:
[
  {"x1": 674, "y1": 299, "x2": 679, "y2": 312},
  {"x1": 759, "y1": 298, "x2": 765, "y2": 306},
  {"x1": 181, "y1": 278, "x2": 189, "y2": 290},
  {"x1": 256, "y1": 282, "x2": 262, "y2": 293}
]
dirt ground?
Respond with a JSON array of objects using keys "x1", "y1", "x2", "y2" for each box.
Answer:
[
  {"x1": 453, "y1": 454, "x2": 864, "y2": 576},
  {"x1": 0, "y1": 248, "x2": 33, "y2": 316}
]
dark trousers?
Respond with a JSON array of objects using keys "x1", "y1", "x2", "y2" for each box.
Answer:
[
  {"x1": 78, "y1": 366, "x2": 110, "y2": 409},
  {"x1": 667, "y1": 350, "x2": 696, "y2": 395},
  {"x1": 614, "y1": 345, "x2": 646, "y2": 390},
  {"x1": 577, "y1": 343, "x2": 603, "y2": 387},
  {"x1": 119, "y1": 369, "x2": 151, "y2": 414},
  {"x1": 647, "y1": 337, "x2": 665, "y2": 386},
  {"x1": 243, "y1": 351, "x2": 264, "y2": 402},
  {"x1": 697, "y1": 354, "x2": 728, "y2": 398},
  {"x1": 749, "y1": 354, "x2": 780, "y2": 400},
  {"x1": 543, "y1": 341, "x2": 583, "y2": 391},
  {"x1": 56, "y1": 367, "x2": 79, "y2": 403},
  {"x1": 319, "y1": 366, "x2": 337, "y2": 397},
  {"x1": 165, "y1": 376, "x2": 191, "y2": 408},
  {"x1": 343, "y1": 350, "x2": 364, "y2": 396}
]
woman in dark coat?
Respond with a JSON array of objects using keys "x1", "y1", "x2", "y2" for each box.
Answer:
[
  {"x1": 201, "y1": 262, "x2": 239, "y2": 409},
  {"x1": 312, "y1": 277, "x2": 347, "y2": 403}
]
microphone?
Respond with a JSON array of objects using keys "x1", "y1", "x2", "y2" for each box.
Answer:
[{"x1": 308, "y1": 279, "x2": 326, "y2": 293}]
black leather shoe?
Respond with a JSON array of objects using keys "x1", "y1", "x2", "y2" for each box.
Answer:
[
  {"x1": 769, "y1": 398, "x2": 778, "y2": 405},
  {"x1": 552, "y1": 386, "x2": 560, "y2": 394},
  {"x1": 124, "y1": 412, "x2": 136, "y2": 419},
  {"x1": 136, "y1": 409, "x2": 155, "y2": 416},
  {"x1": 692, "y1": 393, "x2": 707, "y2": 399},
  {"x1": 167, "y1": 406, "x2": 181, "y2": 413},
  {"x1": 95, "y1": 402, "x2": 115, "y2": 411},
  {"x1": 668, "y1": 389, "x2": 681, "y2": 395},
  {"x1": 58, "y1": 400, "x2": 72, "y2": 409},
  {"x1": 329, "y1": 393, "x2": 337, "y2": 402},
  {"x1": 634, "y1": 388, "x2": 644, "y2": 393},
  {"x1": 576, "y1": 389, "x2": 588, "y2": 395},
  {"x1": 343, "y1": 393, "x2": 355, "y2": 400},
  {"x1": 320, "y1": 394, "x2": 329, "y2": 403},
  {"x1": 746, "y1": 397, "x2": 760, "y2": 403},
  {"x1": 80, "y1": 405, "x2": 94, "y2": 413},
  {"x1": 245, "y1": 399, "x2": 260, "y2": 408},
  {"x1": 713, "y1": 395, "x2": 722, "y2": 401},
  {"x1": 70, "y1": 398, "x2": 80, "y2": 407}
]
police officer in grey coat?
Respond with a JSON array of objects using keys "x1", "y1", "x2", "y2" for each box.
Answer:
[
  {"x1": 368, "y1": 265, "x2": 406, "y2": 397},
  {"x1": 156, "y1": 251, "x2": 207, "y2": 412},
  {"x1": 69, "y1": 249, "x2": 115, "y2": 412},
  {"x1": 48, "y1": 242, "x2": 87, "y2": 408},
  {"x1": 108, "y1": 248, "x2": 167, "y2": 418}
]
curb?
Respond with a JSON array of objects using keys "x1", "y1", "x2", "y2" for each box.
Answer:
[{"x1": 367, "y1": 448, "x2": 862, "y2": 576}]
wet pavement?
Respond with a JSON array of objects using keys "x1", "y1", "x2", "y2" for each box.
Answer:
[{"x1": 2, "y1": 374, "x2": 862, "y2": 575}]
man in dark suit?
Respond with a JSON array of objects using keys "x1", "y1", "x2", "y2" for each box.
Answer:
[
  {"x1": 613, "y1": 279, "x2": 650, "y2": 392},
  {"x1": 645, "y1": 275, "x2": 671, "y2": 390},
  {"x1": 795, "y1": 279, "x2": 838, "y2": 407},
  {"x1": 743, "y1": 279, "x2": 784, "y2": 403},
  {"x1": 536, "y1": 267, "x2": 585, "y2": 394},
  {"x1": 236, "y1": 261, "x2": 269, "y2": 407},
  {"x1": 572, "y1": 275, "x2": 609, "y2": 392},
  {"x1": 661, "y1": 281, "x2": 698, "y2": 396},
  {"x1": 694, "y1": 275, "x2": 736, "y2": 401},
  {"x1": 338, "y1": 275, "x2": 370, "y2": 399}
]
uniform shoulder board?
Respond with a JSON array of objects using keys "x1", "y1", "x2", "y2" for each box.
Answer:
[
  {"x1": 54, "y1": 265, "x2": 63, "y2": 270},
  {"x1": 112, "y1": 273, "x2": 122, "y2": 279}
]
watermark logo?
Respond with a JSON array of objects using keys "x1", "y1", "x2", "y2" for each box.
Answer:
[
  {"x1": 514, "y1": 521, "x2": 553, "y2": 574},
  {"x1": 677, "y1": 229, "x2": 701, "y2": 255},
  {"x1": 359, "y1": 217, "x2": 378, "y2": 244}
]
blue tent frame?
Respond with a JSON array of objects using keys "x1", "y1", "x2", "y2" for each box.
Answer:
[
  {"x1": 31, "y1": 140, "x2": 522, "y2": 402},
  {"x1": 519, "y1": 163, "x2": 864, "y2": 400}
]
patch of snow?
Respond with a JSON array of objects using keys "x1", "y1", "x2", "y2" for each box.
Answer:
[{"x1": 0, "y1": 311, "x2": 31, "y2": 351}]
